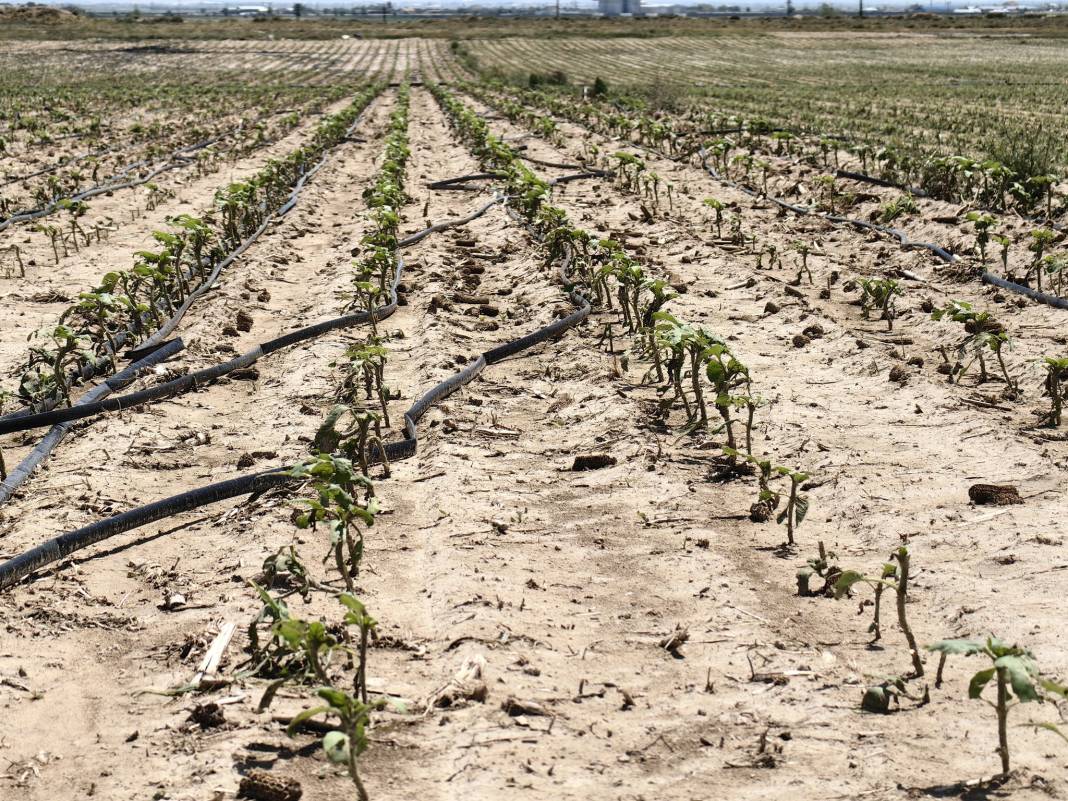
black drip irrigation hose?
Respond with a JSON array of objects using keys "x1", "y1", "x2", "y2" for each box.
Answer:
[
  {"x1": 426, "y1": 172, "x2": 499, "y2": 190},
  {"x1": 833, "y1": 169, "x2": 928, "y2": 198},
  {"x1": 1, "y1": 197, "x2": 515, "y2": 438},
  {"x1": 979, "y1": 272, "x2": 1068, "y2": 310},
  {"x1": 427, "y1": 170, "x2": 612, "y2": 192},
  {"x1": 0, "y1": 197, "x2": 591, "y2": 591},
  {"x1": 0, "y1": 339, "x2": 185, "y2": 506},
  {"x1": 518, "y1": 154, "x2": 584, "y2": 170}
]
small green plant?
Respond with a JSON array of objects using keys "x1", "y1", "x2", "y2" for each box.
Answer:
[
  {"x1": 793, "y1": 241, "x2": 813, "y2": 285},
  {"x1": 1042, "y1": 357, "x2": 1068, "y2": 426},
  {"x1": 289, "y1": 453, "x2": 377, "y2": 593},
  {"x1": 932, "y1": 301, "x2": 1015, "y2": 389},
  {"x1": 879, "y1": 193, "x2": 917, "y2": 224},
  {"x1": 287, "y1": 683, "x2": 377, "y2": 801},
  {"x1": 726, "y1": 449, "x2": 778, "y2": 522},
  {"x1": 966, "y1": 211, "x2": 997, "y2": 262},
  {"x1": 926, "y1": 636, "x2": 1068, "y2": 775},
  {"x1": 775, "y1": 466, "x2": 810, "y2": 547},
  {"x1": 992, "y1": 233, "x2": 1012, "y2": 274},
  {"x1": 858, "y1": 276, "x2": 902, "y2": 331},
  {"x1": 1028, "y1": 228, "x2": 1058, "y2": 291}
]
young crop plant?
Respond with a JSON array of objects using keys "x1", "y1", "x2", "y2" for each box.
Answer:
[
  {"x1": 289, "y1": 453, "x2": 377, "y2": 593},
  {"x1": 314, "y1": 404, "x2": 391, "y2": 480},
  {"x1": 725, "y1": 449, "x2": 811, "y2": 546},
  {"x1": 776, "y1": 465, "x2": 811, "y2": 547},
  {"x1": 879, "y1": 194, "x2": 917, "y2": 224},
  {"x1": 966, "y1": 211, "x2": 997, "y2": 262},
  {"x1": 704, "y1": 342, "x2": 752, "y2": 461},
  {"x1": 1041, "y1": 254, "x2": 1067, "y2": 297},
  {"x1": 993, "y1": 233, "x2": 1012, "y2": 274},
  {"x1": 836, "y1": 546, "x2": 924, "y2": 677},
  {"x1": 795, "y1": 541, "x2": 842, "y2": 597},
  {"x1": 287, "y1": 681, "x2": 378, "y2": 801},
  {"x1": 858, "y1": 277, "x2": 902, "y2": 331},
  {"x1": 1028, "y1": 228, "x2": 1058, "y2": 292},
  {"x1": 792, "y1": 241, "x2": 814, "y2": 285},
  {"x1": 5, "y1": 88, "x2": 382, "y2": 415},
  {"x1": 932, "y1": 301, "x2": 1016, "y2": 391},
  {"x1": 248, "y1": 583, "x2": 381, "y2": 800},
  {"x1": 926, "y1": 637, "x2": 1068, "y2": 775},
  {"x1": 1042, "y1": 357, "x2": 1068, "y2": 427},
  {"x1": 703, "y1": 197, "x2": 726, "y2": 238}
]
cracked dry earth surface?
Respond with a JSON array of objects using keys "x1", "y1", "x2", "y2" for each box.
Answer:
[{"x1": 0, "y1": 83, "x2": 1066, "y2": 801}]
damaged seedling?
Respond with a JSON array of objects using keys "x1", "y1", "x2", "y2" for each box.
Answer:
[
  {"x1": 836, "y1": 546, "x2": 924, "y2": 677},
  {"x1": 932, "y1": 300, "x2": 1016, "y2": 391},
  {"x1": 1042, "y1": 356, "x2": 1068, "y2": 426},
  {"x1": 795, "y1": 541, "x2": 842, "y2": 597}
]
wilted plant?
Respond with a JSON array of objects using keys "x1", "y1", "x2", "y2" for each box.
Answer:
[
  {"x1": 1042, "y1": 357, "x2": 1068, "y2": 426},
  {"x1": 725, "y1": 448, "x2": 778, "y2": 522},
  {"x1": 836, "y1": 546, "x2": 924, "y2": 677},
  {"x1": 796, "y1": 541, "x2": 842, "y2": 597}
]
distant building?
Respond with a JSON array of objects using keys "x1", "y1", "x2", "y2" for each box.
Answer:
[{"x1": 599, "y1": 0, "x2": 641, "y2": 15}]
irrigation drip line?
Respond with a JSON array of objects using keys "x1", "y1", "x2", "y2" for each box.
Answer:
[
  {"x1": 518, "y1": 154, "x2": 584, "y2": 170},
  {"x1": 425, "y1": 173, "x2": 499, "y2": 190},
  {"x1": 0, "y1": 339, "x2": 185, "y2": 507},
  {"x1": 0, "y1": 194, "x2": 591, "y2": 591},
  {"x1": 833, "y1": 169, "x2": 929, "y2": 198},
  {"x1": 428, "y1": 170, "x2": 612, "y2": 192},
  {"x1": 979, "y1": 272, "x2": 1068, "y2": 310}
]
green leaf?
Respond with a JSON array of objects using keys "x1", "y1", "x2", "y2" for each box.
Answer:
[
  {"x1": 968, "y1": 667, "x2": 996, "y2": 700},
  {"x1": 1027, "y1": 721, "x2": 1068, "y2": 744},
  {"x1": 317, "y1": 687, "x2": 350, "y2": 709},
  {"x1": 1039, "y1": 677, "x2": 1068, "y2": 700},
  {"x1": 833, "y1": 570, "x2": 867, "y2": 599},
  {"x1": 995, "y1": 655, "x2": 1039, "y2": 702},
  {"x1": 794, "y1": 495, "x2": 810, "y2": 526},
  {"x1": 926, "y1": 638, "x2": 989, "y2": 657},
  {"x1": 322, "y1": 731, "x2": 350, "y2": 763},
  {"x1": 286, "y1": 705, "x2": 331, "y2": 736}
]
